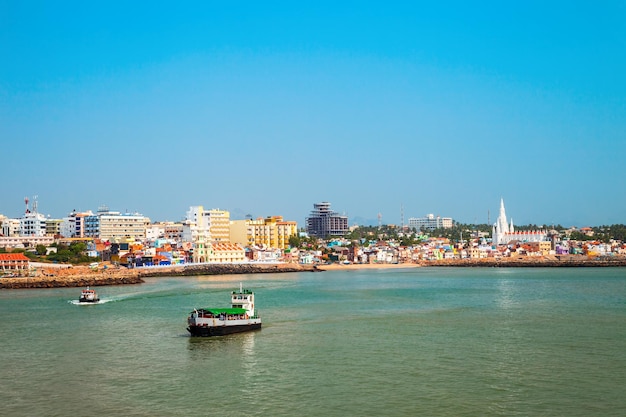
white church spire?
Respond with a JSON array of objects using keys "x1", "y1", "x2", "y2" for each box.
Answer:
[{"x1": 493, "y1": 198, "x2": 511, "y2": 245}]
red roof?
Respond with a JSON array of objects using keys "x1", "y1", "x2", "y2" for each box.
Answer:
[{"x1": 0, "y1": 253, "x2": 30, "y2": 261}]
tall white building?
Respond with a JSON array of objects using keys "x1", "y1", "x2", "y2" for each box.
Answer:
[
  {"x1": 19, "y1": 198, "x2": 47, "y2": 237},
  {"x1": 183, "y1": 206, "x2": 241, "y2": 263},
  {"x1": 182, "y1": 206, "x2": 210, "y2": 243}
]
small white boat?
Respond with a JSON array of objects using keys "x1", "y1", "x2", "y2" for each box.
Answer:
[{"x1": 78, "y1": 287, "x2": 100, "y2": 303}]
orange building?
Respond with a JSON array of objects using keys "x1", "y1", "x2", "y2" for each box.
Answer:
[{"x1": 0, "y1": 253, "x2": 30, "y2": 272}]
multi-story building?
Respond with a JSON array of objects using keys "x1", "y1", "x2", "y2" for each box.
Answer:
[
  {"x1": 60, "y1": 210, "x2": 94, "y2": 238},
  {"x1": 183, "y1": 206, "x2": 221, "y2": 263},
  {"x1": 229, "y1": 219, "x2": 249, "y2": 247},
  {"x1": 205, "y1": 209, "x2": 231, "y2": 243},
  {"x1": 84, "y1": 206, "x2": 150, "y2": 242},
  {"x1": 20, "y1": 209, "x2": 47, "y2": 237},
  {"x1": 45, "y1": 218, "x2": 62, "y2": 236},
  {"x1": 183, "y1": 206, "x2": 209, "y2": 242},
  {"x1": 1, "y1": 218, "x2": 20, "y2": 237},
  {"x1": 306, "y1": 202, "x2": 349, "y2": 238},
  {"x1": 0, "y1": 214, "x2": 7, "y2": 235},
  {"x1": 207, "y1": 242, "x2": 246, "y2": 263},
  {"x1": 246, "y1": 216, "x2": 298, "y2": 249},
  {"x1": 163, "y1": 222, "x2": 184, "y2": 241},
  {"x1": 183, "y1": 207, "x2": 230, "y2": 243},
  {"x1": 146, "y1": 223, "x2": 165, "y2": 241},
  {"x1": 408, "y1": 214, "x2": 453, "y2": 231}
]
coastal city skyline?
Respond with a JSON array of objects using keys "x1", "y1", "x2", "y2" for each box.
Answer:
[
  {"x1": 0, "y1": 196, "x2": 619, "y2": 231},
  {"x1": 2, "y1": 3, "x2": 625, "y2": 227}
]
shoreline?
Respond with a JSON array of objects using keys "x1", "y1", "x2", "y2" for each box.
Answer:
[
  {"x1": 317, "y1": 255, "x2": 626, "y2": 270},
  {"x1": 0, "y1": 262, "x2": 318, "y2": 289},
  {"x1": 2, "y1": 257, "x2": 625, "y2": 289}
]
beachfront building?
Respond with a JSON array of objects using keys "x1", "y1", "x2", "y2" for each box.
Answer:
[
  {"x1": 82, "y1": 206, "x2": 150, "y2": 241},
  {"x1": 247, "y1": 216, "x2": 298, "y2": 249},
  {"x1": 183, "y1": 206, "x2": 234, "y2": 262},
  {"x1": 208, "y1": 242, "x2": 246, "y2": 263},
  {"x1": 408, "y1": 214, "x2": 453, "y2": 231},
  {"x1": 183, "y1": 206, "x2": 211, "y2": 263},
  {"x1": 145, "y1": 221, "x2": 184, "y2": 243},
  {"x1": 205, "y1": 209, "x2": 231, "y2": 243},
  {"x1": 0, "y1": 253, "x2": 30, "y2": 273},
  {"x1": 230, "y1": 216, "x2": 298, "y2": 250},
  {"x1": 306, "y1": 202, "x2": 349, "y2": 238},
  {"x1": 492, "y1": 198, "x2": 547, "y2": 245},
  {"x1": 184, "y1": 206, "x2": 231, "y2": 242}
]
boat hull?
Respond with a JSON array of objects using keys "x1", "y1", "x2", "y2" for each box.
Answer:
[{"x1": 187, "y1": 322, "x2": 262, "y2": 337}]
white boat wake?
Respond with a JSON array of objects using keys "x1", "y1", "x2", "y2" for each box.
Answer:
[{"x1": 68, "y1": 299, "x2": 112, "y2": 305}]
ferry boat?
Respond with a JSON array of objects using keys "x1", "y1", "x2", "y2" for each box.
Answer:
[
  {"x1": 187, "y1": 284, "x2": 262, "y2": 337},
  {"x1": 78, "y1": 287, "x2": 100, "y2": 303}
]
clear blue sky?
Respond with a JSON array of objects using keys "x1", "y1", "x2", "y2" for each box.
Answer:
[{"x1": 1, "y1": 1, "x2": 625, "y2": 227}]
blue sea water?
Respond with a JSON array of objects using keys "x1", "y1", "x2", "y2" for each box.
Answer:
[{"x1": 1, "y1": 267, "x2": 625, "y2": 416}]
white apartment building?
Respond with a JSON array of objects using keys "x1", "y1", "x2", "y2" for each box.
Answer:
[
  {"x1": 184, "y1": 206, "x2": 247, "y2": 262},
  {"x1": 408, "y1": 214, "x2": 453, "y2": 231},
  {"x1": 83, "y1": 207, "x2": 149, "y2": 241},
  {"x1": 20, "y1": 211, "x2": 47, "y2": 237},
  {"x1": 60, "y1": 210, "x2": 94, "y2": 238},
  {"x1": 183, "y1": 206, "x2": 210, "y2": 242}
]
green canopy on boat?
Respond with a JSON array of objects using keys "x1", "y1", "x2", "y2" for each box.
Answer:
[{"x1": 198, "y1": 308, "x2": 247, "y2": 315}]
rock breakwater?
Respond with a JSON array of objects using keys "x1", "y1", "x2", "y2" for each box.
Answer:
[
  {"x1": 0, "y1": 275, "x2": 144, "y2": 289},
  {"x1": 1, "y1": 262, "x2": 318, "y2": 289},
  {"x1": 136, "y1": 262, "x2": 318, "y2": 277}
]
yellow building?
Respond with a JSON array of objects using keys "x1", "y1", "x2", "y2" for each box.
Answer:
[
  {"x1": 247, "y1": 216, "x2": 298, "y2": 250},
  {"x1": 184, "y1": 207, "x2": 232, "y2": 262},
  {"x1": 229, "y1": 219, "x2": 249, "y2": 248},
  {"x1": 527, "y1": 241, "x2": 553, "y2": 255},
  {"x1": 207, "y1": 242, "x2": 246, "y2": 263},
  {"x1": 206, "y1": 209, "x2": 231, "y2": 243}
]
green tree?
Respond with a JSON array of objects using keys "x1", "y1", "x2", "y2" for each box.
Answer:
[
  {"x1": 289, "y1": 235, "x2": 301, "y2": 248},
  {"x1": 36, "y1": 244, "x2": 47, "y2": 256}
]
